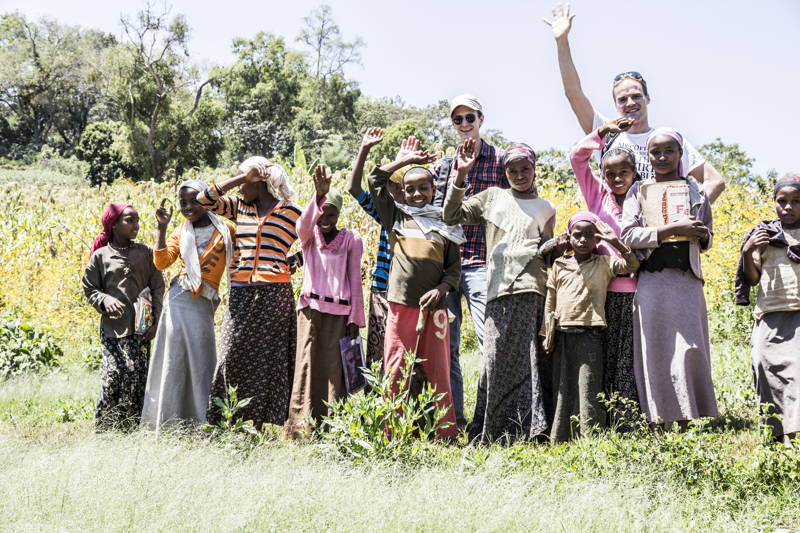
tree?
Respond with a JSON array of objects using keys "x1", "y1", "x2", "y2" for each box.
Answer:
[
  {"x1": 107, "y1": 4, "x2": 222, "y2": 180},
  {"x1": 296, "y1": 4, "x2": 363, "y2": 83},
  {"x1": 0, "y1": 13, "x2": 115, "y2": 156},
  {"x1": 216, "y1": 32, "x2": 308, "y2": 161}
]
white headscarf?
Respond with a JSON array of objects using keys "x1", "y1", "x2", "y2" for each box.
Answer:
[
  {"x1": 178, "y1": 179, "x2": 234, "y2": 292},
  {"x1": 238, "y1": 156, "x2": 296, "y2": 202}
]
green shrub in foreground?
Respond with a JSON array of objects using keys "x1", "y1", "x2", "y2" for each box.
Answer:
[
  {"x1": 0, "y1": 312, "x2": 62, "y2": 379},
  {"x1": 318, "y1": 351, "x2": 453, "y2": 463}
]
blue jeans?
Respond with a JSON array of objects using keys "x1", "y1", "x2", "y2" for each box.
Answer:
[{"x1": 446, "y1": 265, "x2": 487, "y2": 428}]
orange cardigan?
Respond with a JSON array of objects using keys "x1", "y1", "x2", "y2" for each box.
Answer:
[{"x1": 153, "y1": 220, "x2": 235, "y2": 297}]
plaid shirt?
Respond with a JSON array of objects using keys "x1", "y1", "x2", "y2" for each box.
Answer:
[{"x1": 435, "y1": 139, "x2": 506, "y2": 267}]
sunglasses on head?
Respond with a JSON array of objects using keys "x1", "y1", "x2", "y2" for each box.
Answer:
[
  {"x1": 452, "y1": 113, "x2": 477, "y2": 125},
  {"x1": 613, "y1": 71, "x2": 644, "y2": 84}
]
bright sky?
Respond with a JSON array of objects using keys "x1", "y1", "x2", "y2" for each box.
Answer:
[{"x1": 5, "y1": 0, "x2": 800, "y2": 177}]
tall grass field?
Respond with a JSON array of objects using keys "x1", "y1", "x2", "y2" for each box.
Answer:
[{"x1": 1, "y1": 161, "x2": 799, "y2": 532}]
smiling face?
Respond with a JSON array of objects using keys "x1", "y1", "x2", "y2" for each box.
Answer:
[
  {"x1": 647, "y1": 135, "x2": 683, "y2": 178},
  {"x1": 178, "y1": 187, "x2": 207, "y2": 223},
  {"x1": 112, "y1": 206, "x2": 139, "y2": 242},
  {"x1": 602, "y1": 154, "x2": 637, "y2": 197},
  {"x1": 569, "y1": 221, "x2": 599, "y2": 257},
  {"x1": 451, "y1": 105, "x2": 483, "y2": 142},
  {"x1": 612, "y1": 79, "x2": 649, "y2": 126},
  {"x1": 775, "y1": 186, "x2": 800, "y2": 228},
  {"x1": 505, "y1": 158, "x2": 536, "y2": 193},
  {"x1": 317, "y1": 204, "x2": 340, "y2": 234},
  {"x1": 402, "y1": 169, "x2": 434, "y2": 208}
]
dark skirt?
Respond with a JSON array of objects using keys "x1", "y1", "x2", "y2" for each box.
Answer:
[
  {"x1": 751, "y1": 310, "x2": 800, "y2": 439},
  {"x1": 96, "y1": 332, "x2": 151, "y2": 431},
  {"x1": 365, "y1": 291, "x2": 388, "y2": 373},
  {"x1": 468, "y1": 292, "x2": 548, "y2": 443},
  {"x1": 206, "y1": 283, "x2": 296, "y2": 430},
  {"x1": 551, "y1": 326, "x2": 606, "y2": 442},
  {"x1": 603, "y1": 291, "x2": 641, "y2": 425},
  {"x1": 284, "y1": 308, "x2": 348, "y2": 439}
]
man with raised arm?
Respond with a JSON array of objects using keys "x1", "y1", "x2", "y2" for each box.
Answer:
[{"x1": 544, "y1": 3, "x2": 726, "y2": 202}]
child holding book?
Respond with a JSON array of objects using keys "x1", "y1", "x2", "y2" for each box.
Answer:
[
  {"x1": 140, "y1": 180, "x2": 234, "y2": 432},
  {"x1": 285, "y1": 165, "x2": 365, "y2": 439},
  {"x1": 543, "y1": 212, "x2": 639, "y2": 442},
  {"x1": 367, "y1": 142, "x2": 463, "y2": 439},
  {"x1": 738, "y1": 173, "x2": 800, "y2": 446},
  {"x1": 444, "y1": 139, "x2": 555, "y2": 443},
  {"x1": 83, "y1": 203, "x2": 165, "y2": 430},
  {"x1": 620, "y1": 127, "x2": 718, "y2": 429}
]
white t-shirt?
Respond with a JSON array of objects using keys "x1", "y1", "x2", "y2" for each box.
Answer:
[{"x1": 592, "y1": 112, "x2": 705, "y2": 181}]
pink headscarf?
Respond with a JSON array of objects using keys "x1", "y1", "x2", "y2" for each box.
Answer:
[
  {"x1": 90, "y1": 202, "x2": 132, "y2": 256},
  {"x1": 502, "y1": 143, "x2": 536, "y2": 168},
  {"x1": 567, "y1": 210, "x2": 599, "y2": 233},
  {"x1": 647, "y1": 127, "x2": 685, "y2": 177}
]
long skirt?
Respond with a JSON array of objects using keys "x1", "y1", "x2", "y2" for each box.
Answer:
[
  {"x1": 751, "y1": 310, "x2": 800, "y2": 439},
  {"x1": 141, "y1": 284, "x2": 218, "y2": 431},
  {"x1": 285, "y1": 308, "x2": 348, "y2": 439},
  {"x1": 365, "y1": 291, "x2": 388, "y2": 373},
  {"x1": 551, "y1": 326, "x2": 606, "y2": 442},
  {"x1": 633, "y1": 269, "x2": 718, "y2": 423},
  {"x1": 206, "y1": 283, "x2": 296, "y2": 430},
  {"x1": 468, "y1": 292, "x2": 548, "y2": 443},
  {"x1": 96, "y1": 331, "x2": 150, "y2": 431},
  {"x1": 603, "y1": 291, "x2": 641, "y2": 424},
  {"x1": 384, "y1": 302, "x2": 457, "y2": 439}
]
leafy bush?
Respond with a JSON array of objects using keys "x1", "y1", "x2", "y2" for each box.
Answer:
[
  {"x1": 318, "y1": 351, "x2": 453, "y2": 463},
  {"x1": 76, "y1": 121, "x2": 135, "y2": 186},
  {"x1": 202, "y1": 385, "x2": 266, "y2": 446},
  {"x1": 0, "y1": 312, "x2": 62, "y2": 379}
]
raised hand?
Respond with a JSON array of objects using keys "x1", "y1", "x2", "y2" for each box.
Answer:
[
  {"x1": 456, "y1": 138, "x2": 478, "y2": 172},
  {"x1": 402, "y1": 149, "x2": 437, "y2": 166},
  {"x1": 743, "y1": 229, "x2": 770, "y2": 254},
  {"x1": 396, "y1": 136, "x2": 420, "y2": 161},
  {"x1": 155, "y1": 199, "x2": 173, "y2": 230},
  {"x1": 243, "y1": 161, "x2": 273, "y2": 184},
  {"x1": 594, "y1": 219, "x2": 619, "y2": 242},
  {"x1": 361, "y1": 127, "x2": 384, "y2": 150},
  {"x1": 313, "y1": 164, "x2": 332, "y2": 199},
  {"x1": 598, "y1": 117, "x2": 633, "y2": 138},
  {"x1": 543, "y1": 3, "x2": 576, "y2": 41}
]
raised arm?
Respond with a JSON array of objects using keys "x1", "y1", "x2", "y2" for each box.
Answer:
[
  {"x1": 689, "y1": 162, "x2": 726, "y2": 205},
  {"x1": 443, "y1": 138, "x2": 486, "y2": 225},
  {"x1": 571, "y1": 118, "x2": 633, "y2": 212},
  {"x1": 544, "y1": 3, "x2": 595, "y2": 134},
  {"x1": 348, "y1": 128, "x2": 384, "y2": 198},
  {"x1": 195, "y1": 164, "x2": 270, "y2": 220}
]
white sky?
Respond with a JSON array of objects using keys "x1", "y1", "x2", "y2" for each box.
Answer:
[{"x1": 5, "y1": 0, "x2": 800, "y2": 177}]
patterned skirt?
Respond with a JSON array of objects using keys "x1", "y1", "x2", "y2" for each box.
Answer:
[
  {"x1": 468, "y1": 292, "x2": 548, "y2": 443},
  {"x1": 206, "y1": 283, "x2": 296, "y2": 430},
  {"x1": 365, "y1": 291, "x2": 388, "y2": 373},
  {"x1": 96, "y1": 332, "x2": 151, "y2": 431},
  {"x1": 603, "y1": 291, "x2": 641, "y2": 424}
]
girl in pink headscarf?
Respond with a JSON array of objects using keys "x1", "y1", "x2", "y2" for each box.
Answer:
[
  {"x1": 542, "y1": 211, "x2": 638, "y2": 442},
  {"x1": 620, "y1": 128, "x2": 718, "y2": 431},
  {"x1": 83, "y1": 203, "x2": 164, "y2": 430}
]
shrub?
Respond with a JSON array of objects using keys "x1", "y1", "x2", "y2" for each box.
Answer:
[
  {"x1": 76, "y1": 121, "x2": 135, "y2": 186},
  {"x1": 318, "y1": 351, "x2": 453, "y2": 463},
  {"x1": 0, "y1": 312, "x2": 62, "y2": 379}
]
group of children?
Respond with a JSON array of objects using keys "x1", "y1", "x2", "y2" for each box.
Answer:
[{"x1": 82, "y1": 115, "x2": 800, "y2": 446}]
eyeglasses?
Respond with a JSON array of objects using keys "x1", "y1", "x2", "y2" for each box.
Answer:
[
  {"x1": 452, "y1": 113, "x2": 477, "y2": 125},
  {"x1": 613, "y1": 71, "x2": 644, "y2": 84}
]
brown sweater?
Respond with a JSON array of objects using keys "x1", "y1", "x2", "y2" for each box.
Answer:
[
  {"x1": 83, "y1": 243, "x2": 165, "y2": 338},
  {"x1": 367, "y1": 167, "x2": 460, "y2": 309}
]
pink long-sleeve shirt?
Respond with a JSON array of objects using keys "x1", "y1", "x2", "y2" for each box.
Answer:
[
  {"x1": 296, "y1": 194, "x2": 366, "y2": 327},
  {"x1": 569, "y1": 130, "x2": 637, "y2": 293}
]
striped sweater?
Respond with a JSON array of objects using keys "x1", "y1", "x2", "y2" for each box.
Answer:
[{"x1": 196, "y1": 185, "x2": 301, "y2": 284}]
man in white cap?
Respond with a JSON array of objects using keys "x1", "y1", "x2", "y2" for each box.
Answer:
[{"x1": 433, "y1": 94, "x2": 506, "y2": 428}]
